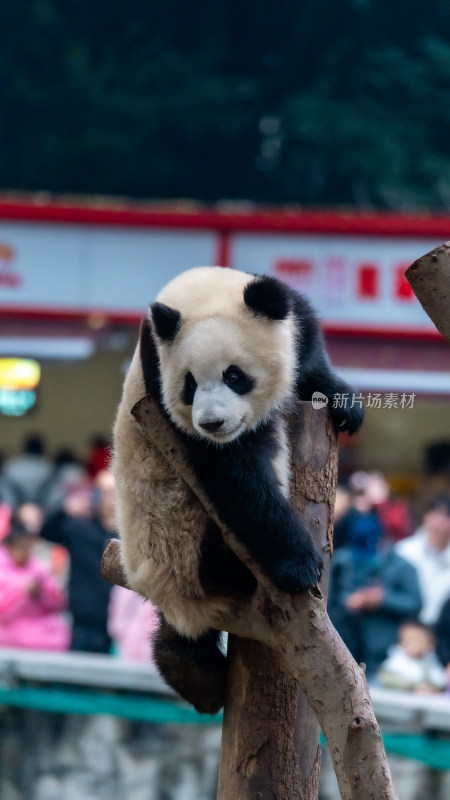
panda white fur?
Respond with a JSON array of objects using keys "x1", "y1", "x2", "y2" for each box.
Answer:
[{"x1": 112, "y1": 267, "x2": 363, "y2": 712}]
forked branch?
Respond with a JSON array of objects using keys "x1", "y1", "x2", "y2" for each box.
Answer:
[{"x1": 101, "y1": 395, "x2": 397, "y2": 800}]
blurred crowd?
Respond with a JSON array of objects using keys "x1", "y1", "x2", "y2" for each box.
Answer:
[
  {"x1": 0, "y1": 434, "x2": 158, "y2": 663},
  {"x1": 0, "y1": 434, "x2": 450, "y2": 697},
  {"x1": 330, "y1": 471, "x2": 450, "y2": 693}
]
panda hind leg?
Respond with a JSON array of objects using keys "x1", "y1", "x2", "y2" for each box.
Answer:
[{"x1": 153, "y1": 614, "x2": 227, "y2": 714}]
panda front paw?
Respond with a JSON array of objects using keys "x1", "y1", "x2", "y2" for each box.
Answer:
[
  {"x1": 327, "y1": 382, "x2": 364, "y2": 435},
  {"x1": 330, "y1": 400, "x2": 364, "y2": 435},
  {"x1": 269, "y1": 547, "x2": 323, "y2": 594}
]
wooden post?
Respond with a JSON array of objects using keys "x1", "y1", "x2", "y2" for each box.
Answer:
[
  {"x1": 101, "y1": 396, "x2": 398, "y2": 800},
  {"x1": 217, "y1": 404, "x2": 336, "y2": 800}
]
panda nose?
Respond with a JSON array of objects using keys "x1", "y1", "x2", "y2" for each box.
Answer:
[{"x1": 199, "y1": 419, "x2": 225, "y2": 433}]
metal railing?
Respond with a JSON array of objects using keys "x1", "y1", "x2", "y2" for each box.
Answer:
[{"x1": 1, "y1": 646, "x2": 450, "y2": 770}]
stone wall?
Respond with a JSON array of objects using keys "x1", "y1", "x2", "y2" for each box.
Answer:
[
  {"x1": 0, "y1": 707, "x2": 221, "y2": 800},
  {"x1": 2, "y1": 705, "x2": 450, "y2": 800}
]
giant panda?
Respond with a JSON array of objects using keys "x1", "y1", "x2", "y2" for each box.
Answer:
[{"x1": 112, "y1": 266, "x2": 363, "y2": 712}]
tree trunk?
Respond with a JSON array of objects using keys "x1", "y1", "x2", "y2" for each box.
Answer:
[
  {"x1": 101, "y1": 396, "x2": 398, "y2": 800},
  {"x1": 217, "y1": 403, "x2": 335, "y2": 800}
]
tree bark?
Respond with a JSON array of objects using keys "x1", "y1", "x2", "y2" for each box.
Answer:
[
  {"x1": 405, "y1": 241, "x2": 450, "y2": 340},
  {"x1": 101, "y1": 396, "x2": 398, "y2": 800},
  {"x1": 217, "y1": 404, "x2": 335, "y2": 800}
]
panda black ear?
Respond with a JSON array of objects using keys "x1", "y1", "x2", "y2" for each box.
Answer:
[
  {"x1": 243, "y1": 276, "x2": 291, "y2": 320},
  {"x1": 151, "y1": 302, "x2": 182, "y2": 342}
]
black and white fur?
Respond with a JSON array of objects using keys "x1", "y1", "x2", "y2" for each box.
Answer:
[{"x1": 113, "y1": 267, "x2": 363, "y2": 712}]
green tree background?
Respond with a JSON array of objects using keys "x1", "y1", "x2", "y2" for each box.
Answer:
[{"x1": 1, "y1": 0, "x2": 450, "y2": 209}]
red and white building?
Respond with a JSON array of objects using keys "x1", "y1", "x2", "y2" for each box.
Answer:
[{"x1": 0, "y1": 198, "x2": 449, "y2": 480}]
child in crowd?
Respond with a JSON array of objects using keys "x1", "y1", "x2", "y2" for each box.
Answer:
[
  {"x1": 14, "y1": 501, "x2": 68, "y2": 584},
  {"x1": 108, "y1": 584, "x2": 159, "y2": 662},
  {"x1": 0, "y1": 523, "x2": 69, "y2": 651},
  {"x1": 377, "y1": 620, "x2": 447, "y2": 693}
]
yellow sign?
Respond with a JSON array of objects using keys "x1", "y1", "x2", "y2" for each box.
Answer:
[{"x1": 0, "y1": 358, "x2": 41, "y2": 391}]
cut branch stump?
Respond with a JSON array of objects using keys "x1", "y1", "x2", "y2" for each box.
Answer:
[{"x1": 405, "y1": 241, "x2": 450, "y2": 341}]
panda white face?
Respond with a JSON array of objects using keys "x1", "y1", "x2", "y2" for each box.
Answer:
[
  {"x1": 158, "y1": 316, "x2": 268, "y2": 442},
  {"x1": 154, "y1": 312, "x2": 298, "y2": 444},
  {"x1": 150, "y1": 267, "x2": 299, "y2": 444},
  {"x1": 184, "y1": 363, "x2": 254, "y2": 443}
]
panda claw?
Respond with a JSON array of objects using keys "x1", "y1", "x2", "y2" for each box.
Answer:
[
  {"x1": 330, "y1": 402, "x2": 364, "y2": 436},
  {"x1": 269, "y1": 549, "x2": 324, "y2": 594}
]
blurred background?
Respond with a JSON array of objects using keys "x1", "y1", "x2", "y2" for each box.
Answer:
[{"x1": 0, "y1": 2, "x2": 450, "y2": 799}]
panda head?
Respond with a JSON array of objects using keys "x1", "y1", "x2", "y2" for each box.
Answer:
[{"x1": 149, "y1": 267, "x2": 298, "y2": 444}]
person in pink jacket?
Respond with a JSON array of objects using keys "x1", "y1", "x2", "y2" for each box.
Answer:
[
  {"x1": 0, "y1": 523, "x2": 70, "y2": 651},
  {"x1": 108, "y1": 584, "x2": 159, "y2": 663}
]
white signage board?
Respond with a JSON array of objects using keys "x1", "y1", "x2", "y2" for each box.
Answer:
[
  {"x1": 0, "y1": 222, "x2": 217, "y2": 314},
  {"x1": 0, "y1": 220, "x2": 442, "y2": 333}
]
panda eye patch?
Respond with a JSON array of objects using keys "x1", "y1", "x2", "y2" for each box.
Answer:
[
  {"x1": 223, "y1": 365, "x2": 255, "y2": 395},
  {"x1": 182, "y1": 371, "x2": 197, "y2": 405}
]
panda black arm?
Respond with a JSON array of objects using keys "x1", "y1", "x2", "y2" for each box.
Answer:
[
  {"x1": 185, "y1": 426, "x2": 323, "y2": 593},
  {"x1": 140, "y1": 314, "x2": 164, "y2": 402},
  {"x1": 292, "y1": 293, "x2": 364, "y2": 435}
]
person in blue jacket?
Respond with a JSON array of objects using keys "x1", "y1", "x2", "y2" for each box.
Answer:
[{"x1": 328, "y1": 543, "x2": 422, "y2": 678}]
